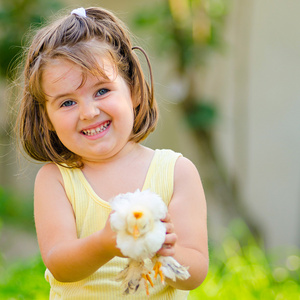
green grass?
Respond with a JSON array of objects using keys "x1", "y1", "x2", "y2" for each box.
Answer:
[
  {"x1": 0, "y1": 256, "x2": 49, "y2": 300},
  {"x1": 189, "y1": 219, "x2": 300, "y2": 300}
]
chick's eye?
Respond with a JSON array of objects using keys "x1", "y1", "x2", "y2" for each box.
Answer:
[
  {"x1": 96, "y1": 88, "x2": 109, "y2": 97},
  {"x1": 61, "y1": 100, "x2": 76, "y2": 107}
]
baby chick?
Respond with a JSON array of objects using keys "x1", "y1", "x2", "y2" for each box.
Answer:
[{"x1": 110, "y1": 189, "x2": 190, "y2": 295}]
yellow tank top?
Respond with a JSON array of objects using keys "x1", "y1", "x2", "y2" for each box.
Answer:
[{"x1": 45, "y1": 149, "x2": 189, "y2": 300}]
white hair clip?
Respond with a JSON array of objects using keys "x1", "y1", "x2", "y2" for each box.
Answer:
[{"x1": 71, "y1": 7, "x2": 87, "y2": 18}]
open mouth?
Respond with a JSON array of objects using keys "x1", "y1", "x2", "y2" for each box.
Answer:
[{"x1": 81, "y1": 121, "x2": 111, "y2": 136}]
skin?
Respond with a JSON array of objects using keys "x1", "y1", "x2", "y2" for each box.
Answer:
[{"x1": 34, "y1": 56, "x2": 208, "y2": 289}]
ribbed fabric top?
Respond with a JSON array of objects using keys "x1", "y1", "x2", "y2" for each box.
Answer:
[{"x1": 45, "y1": 149, "x2": 189, "y2": 299}]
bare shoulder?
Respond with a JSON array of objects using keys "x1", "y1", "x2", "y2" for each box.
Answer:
[
  {"x1": 35, "y1": 163, "x2": 63, "y2": 187},
  {"x1": 36, "y1": 162, "x2": 61, "y2": 178},
  {"x1": 170, "y1": 155, "x2": 206, "y2": 213},
  {"x1": 34, "y1": 163, "x2": 74, "y2": 211},
  {"x1": 170, "y1": 155, "x2": 206, "y2": 230},
  {"x1": 34, "y1": 163, "x2": 66, "y2": 206},
  {"x1": 175, "y1": 156, "x2": 200, "y2": 178},
  {"x1": 174, "y1": 156, "x2": 204, "y2": 194}
]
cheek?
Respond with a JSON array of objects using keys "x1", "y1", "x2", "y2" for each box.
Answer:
[
  {"x1": 44, "y1": 111, "x2": 55, "y2": 131},
  {"x1": 47, "y1": 115, "x2": 59, "y2": 133},
  {"x1": 45, "y1": 104, "x2": 56, "y2": 129},
  {"x1": 47, "y1": 114, "x2": 74, "y2": 141},
  {"x1": 55, "y1": 118, "x2": 75, "y2": 137},
  {"x1": 46, "y1": 104, "x2": 73, "y2": 130}
]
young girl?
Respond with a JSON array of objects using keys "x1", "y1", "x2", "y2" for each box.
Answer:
[{"x1": 17, "y1": 7, "x2": 208, "y2": 299}]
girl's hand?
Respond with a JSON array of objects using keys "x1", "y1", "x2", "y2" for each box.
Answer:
[{"x1": 157, "y1": 213, "x2": 177, "y2": 256}]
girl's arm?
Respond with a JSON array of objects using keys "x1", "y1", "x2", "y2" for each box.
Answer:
[
  {"x1": 159, "y1": 156, "x2": 209, "y2": 290},
  {"x1": 34, "y1": 163, "x2": 122, "y2": 282}
]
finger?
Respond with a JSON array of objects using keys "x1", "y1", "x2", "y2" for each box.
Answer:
[
  {"x1": 161, "y1": 212, "x2": 171, "y2": 223},
  {"x1": 164, "y1": 232, "x2": 177, "y2": 245},
  {"x1": 157, "y1": 232, "x2": 177, "y2": 257},
  {"x1": 157, "y1": 244, "x2": 176, "y2": 257},
  {"x1": 164, "y1": 222, "x2": 175, "y2": 234}
]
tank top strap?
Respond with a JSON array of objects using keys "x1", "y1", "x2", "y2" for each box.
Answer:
[
  {"x1": 55, "y1": 164, "x2": 85, "y2": 214},
  {"x1": 143, "y1": 149, "x2": 182, "y2": 206}
]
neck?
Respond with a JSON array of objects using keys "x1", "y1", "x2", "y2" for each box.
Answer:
[{"x1": 81, "y1": 142, "x2": 142, "y2": 169}]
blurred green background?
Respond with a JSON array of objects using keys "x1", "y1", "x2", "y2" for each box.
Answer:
[{"x1": 0, "y1": 0, "x2": 299, "y2": 299}]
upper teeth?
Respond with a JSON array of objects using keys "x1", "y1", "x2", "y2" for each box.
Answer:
[{"x1": 82, "y1": 121, "x2": 110, "y2": 136}]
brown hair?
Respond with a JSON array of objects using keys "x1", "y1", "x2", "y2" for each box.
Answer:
[{"x1": 17, "y1": 7, "x2": 158, "y2": 168}]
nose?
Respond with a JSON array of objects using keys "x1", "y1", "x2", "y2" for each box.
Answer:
[{"x1": 79, "y1": 100, "x2": 100, "y2": 121}]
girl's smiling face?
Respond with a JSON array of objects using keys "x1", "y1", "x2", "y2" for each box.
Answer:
[{"x1": 42, "y1": 57, "x2": 135, "y2": 163}]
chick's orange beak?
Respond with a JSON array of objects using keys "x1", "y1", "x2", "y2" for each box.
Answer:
[
  {"x1": 133, "y1": 224, "x2": 140, "y2": 239},
  {"x1": 134, "y1": 212, "x2": 143, "y2": 219},
  {"x1": 132, "y1": 211, "x2": 143, "y2": 239}
]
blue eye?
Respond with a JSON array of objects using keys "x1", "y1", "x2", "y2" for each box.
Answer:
[
  {"x1": 61, "y1": 100, "x2": 76, "y2": 107},
  {"x1": 96, "y1": 88, "x2": 109, "y2": 97}
]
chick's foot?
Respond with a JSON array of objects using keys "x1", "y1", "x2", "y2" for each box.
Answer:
[
  {"x1": 153, "y1": 260, "x2": 165, "y2": 284},
  {"x1": 116, "y1": 259, "x2": 154, "y2": 295},
  {"x1": 155, "y1": 256, "x2": 190, "y2": 282},
  {"x1": 142, "y1": 272, "x2": 154, "y2": 296}
]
